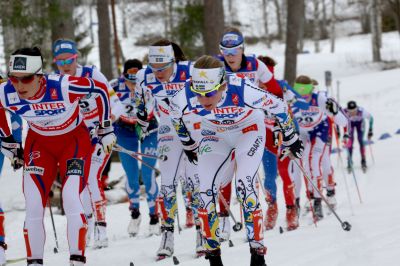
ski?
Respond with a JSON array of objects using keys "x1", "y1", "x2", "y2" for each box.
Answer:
[{"x1": 6, "y1": 257, "x2": 26, "y2": 264}]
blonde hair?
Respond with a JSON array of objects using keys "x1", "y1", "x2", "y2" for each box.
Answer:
[{"x1": 194, "y1": 55, "x2": 223, "y2": 69}]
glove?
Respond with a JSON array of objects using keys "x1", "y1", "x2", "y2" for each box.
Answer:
[
  {"x1": 98, "y1": 126, "x2": 116, "y2": 154},
  {"x1": 368, "y1": 129, "x2": 373, "y2": 140},
  {"x1": 281, "y1": 130, "x2": 304, "y2": 159},
  {"x1": 182, "y1": 138, "x2": 198, "y2": 165},
  {"x1": 1, "y1": 135, "x2": 24, "y2": 170},
  {"x1": 272, "y1": 120, "x2": 283, "y2": 147},
  {"x1": 326, "y1": 98, "x2": 339, "y2": 115}
]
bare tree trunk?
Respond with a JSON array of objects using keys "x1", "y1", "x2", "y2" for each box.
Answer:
[
  {"x1": 313, "y1": 0, "x2": 321, "y2": 53},
  {"x1": 97, "y1": 0, "x2": 113, "y2": 79},
  {"x1": 273, "y1": 0, "x2": 283, "y2": 41},
  {"x1": 262, "y1": 0, "x2": 271, "y2": 48},
  {"x1": 388, "y1": 0, "x2": 400, "y2": 36},
  {"x1": 48, "y1": 0, "x2": 74, "y2": 42},
  {"x1": 284, "y1": 0, "x2": 304, "y2": 86},
  {"x1": 203, "y1": 0, "x2": 224, "y2": 55},
  {"x1": 227, "y1": 0, "x2": 237, "y2": 25},
  {"x1": 320, "y1": 0, "x2": 329, "y2": 39},
  {"x1": 360, "y1": 0, "x2": 370, "y2": 33},
  {"x1": 370, "y1": 0, "x2": 382, "y2": 62},
  {"x1": 89, "y1": 0, "x2": 95, "y2": 43},
  {"x1": 330, "y1": 0, "x2": 336, "y2": 53},
  {"x1": 298, "y1": 0, "x2": 306, "y2": 53},
  {"x1": 120, "y1": 0, "x2": 128, "y2": 38}
]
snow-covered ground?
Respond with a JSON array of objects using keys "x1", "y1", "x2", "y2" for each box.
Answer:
[{"x1": 1, "y1": 30, "x2": 400, "y2": 265}]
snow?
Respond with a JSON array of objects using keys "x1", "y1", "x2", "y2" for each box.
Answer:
[{"x1": 1, "y1": 2, "x2": 400, "y2": 265}]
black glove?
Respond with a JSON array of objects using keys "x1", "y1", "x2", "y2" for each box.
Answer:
[
  {"x1": 326, "y1": 98, "x2": 339, "y2": 115},
  {"x1": 368, "y1": 129, "x2": 373, "y2": 140},
  {"x1": 182, "y1": 138, "x2": 198, "y2": 165},
  {"x1": 282, "y1": 131, "x2": 304, "y2": 159},
  {"x1": 1, "y1": 135, "x2": 24, "y2": 170},
  {"x1": 272, "y1": 120, "x2": 282, "y2": 147}
]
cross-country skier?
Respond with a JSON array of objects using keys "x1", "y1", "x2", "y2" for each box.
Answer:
[
  {"x1": 169, "y1": 55, "x2": 303, "y2": 266},
  {"x1": 343, "y1": 100, "x2": 374, "y2": 172},
  {"x1": 109, "y1": 59, "x2": 160, "y2": 237},
  {"x1": 52, "y1": 39, "x2": 124, "y2": 249},
  {"x1": 134, "y1": 39, "x2": 203, "y2": 259},
  {"x1": 0, "y1": 47, "x2": 115, "y2": 265},
  {"x1": 217, "y1": 28, "x2": 284, "y2": 239},
  {"x1": 290, "y1": 75, "x2": 348, "y2": 220}
]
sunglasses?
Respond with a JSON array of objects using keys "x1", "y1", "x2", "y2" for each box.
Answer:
[
  {"x1": 220, "y1": 45, "x2": 243, "y2": 56},
  {"x1": 190, "y1": 83, "x2": 223, "y2": 97},
  {"x1": 8, "y1": 68, "x2": 42, "y2": 84},
  {"x1": 124, "y1": 73, "x2": 137, "y2": 83},
  {"x1": 149, "y1": 61, "x2": 174, "y2": 72},
  {"x1": 53, "y1": 54, "x2": 78, "y2": 66}
]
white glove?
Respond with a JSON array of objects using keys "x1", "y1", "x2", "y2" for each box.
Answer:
[{"x1": 98, "y1": 126, "x2": 116, "y2": 154}]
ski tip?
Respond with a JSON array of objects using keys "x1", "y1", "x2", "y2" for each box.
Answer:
[
  {"x1": 279, "y1": 226, "x2": 284, "y2": 234},
  {"x1": 173, "y1": 256, "x2": 180, "y2": 265},
  {"x1": 130, "y1": 262, "x2": 134, "y2": 266},
  {"x1": 228, "y1": 240, "x2": 234, "y2": 247}
]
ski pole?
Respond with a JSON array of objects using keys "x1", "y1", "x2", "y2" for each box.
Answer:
[
  {"x1": 48, "y1": 199, "x2": 60, "y2": 253},
  {"x1": 368, "y1": 142, "x2": 375, "y2": 164},
  {"x1": 113, "y1": 145, "x2": 162, "y2": 175},
  {"x1": 113, "y1": 144, "x2": 167, "y2": 161},
  {"x1": 175, "y1": 206, "x2": 182, "y2": 234},
  {"x1": 218, "y1": 191, "x2": 243, "y2": 232},
  {"x1": 332, "y1": 122, "x2": 354, "y2": 214},
  {"x1": 345, "y1": 148, "x2": 363, "y2": 203},
  {"x1": 289, "y1": 153, "x2": 351, "y2": 231}
]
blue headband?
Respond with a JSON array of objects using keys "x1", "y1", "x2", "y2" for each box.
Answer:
[
  {"x1": 220, "y1": 32, "x2": 244, "y2": 48},
  {"x1": 52, "y1": 40, "x2": 78, "y2": 57}
]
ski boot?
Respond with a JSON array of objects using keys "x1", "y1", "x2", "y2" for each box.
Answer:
[
  {"x1": 157, "y1": 226, "x2": 174, "y2": 259},
  {"x1": 250, "y1": 246, "x2": 267, "y2": 266},
  {"x1": 195, "y1": 225, "x2": 207, "y2": 257},
  {"x1": 205, "y1": 248, "x2": 223, "y2": 266},
  {"x1": 127, "y1": 208, "x2": 141, "y2": 237},
  {"x1": 27, "y1": 259, "x2": 43, "y2": 265},
  {"x1": 361, "y1": 158, "x2": 367, "y2": 173},
  {"x1": 185, "y1": 207, "x2": 195, "y2": 228},
  {"x1": 218, "y1": 212, "x2": 230, "y2": 242},
  {"x1": 0, "y1": 242, "x2": 6, "y2": 266},
  {"x1": 264, "y1": 201, "x2": 278, "y2": 230},
  {"x1": 326, "y1": 189, "x2": 337, "y2": 210},
  {"x1": 286, "y1": 205, "x2": 299, "y2": 231},
  {"x1": 149, "y1": 213, "x2": 161, "y2": 236},
  {"x1": 85, "y1": 214, "x2": 94, "y2": 246},
  {"x1": 93, "y1": 222, "x2": 108, "y2": 249},
  {"x1": 70, "y1": 255, "x2": 86, "y2": 265},
  {"x1": 313, "y1": 198, "x2": 323, "y2": 220}
]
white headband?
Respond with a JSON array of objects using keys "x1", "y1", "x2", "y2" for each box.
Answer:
[
  {"x1": 148, "y1": 45, "x2": 174, "y2": 64},
  {"x1": 9, "y1": 55, "x2": 43, "y2": 74},
  {"x1": 192, "y1": 67, "x2": 225, "y2": 92}
]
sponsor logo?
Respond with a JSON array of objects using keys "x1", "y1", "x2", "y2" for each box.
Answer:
[
  {"x1": 143, "y1": 147, "x2": 157, "y2": 156},
  {"x1": 201, "y1": 129, "x2": 216, "y2": 136},
  {"x1": 13, "y1": 57, "x2": 27, "y2": 70},
  {"x1": 193, "y1": 122, "x2": 201, "y2": 130},
  {"x1": 159, "y1": 136, "x2": 174, "y2": 142},
  {"x1": 213, "y1": 106, "x2": 246, "y2": 119},
  {"x1": 25, "y1": 166, "x2": 44, "y2": 175},
  {"x1": 203, "y1": 136, "x2": 219, "y2": 142},
  {"x1": 158, "y1": 144, "x2": 171, "y2": 155},
  {"x1": 180, "y1": 71, "x2": 186, "y2": 81},
  {"x1": 159, "y1": 125, "x2": 171, "y2": 134},
  {"x1": 28, "y1": 151, "x2": 41, "y2": 164},
  {"x1": 198, "y1": 144, "x2": 212, "y2": 155},
  {"x1": 66, "y1": 158, "x2": 84, "y2": 176},
  {"x1": 232, "y1": 93, "x2": 239, "y2": 106},
  {"x1": 247, "y1": 136, "x2": 263, "y2": 156},
  {"x1": 252, "y1": 96, "x2": 267, "y2": 106},
  {"x1": 7, "y1": 92, "x2": 20, "y2": 104},
  {"x1": 50, "y1": 88, "x2": 58, "y2": 100},
  {"x1": 242, "y1": 124, "x2": 258, "y2": 134}
]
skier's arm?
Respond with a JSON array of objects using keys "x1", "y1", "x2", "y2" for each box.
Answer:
[
  {"x1": 363, "y1": 109, "x2": 374, "y2": 138},
  {"x1": 243, "y1": 78, "x2": 303, "y2": 158},
  {"x1": 257, "y1": 59, "x2": 283, "y2": 99},
  {"x1": 169, "y1": 89, "x2": 198, "y2": 164}
]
